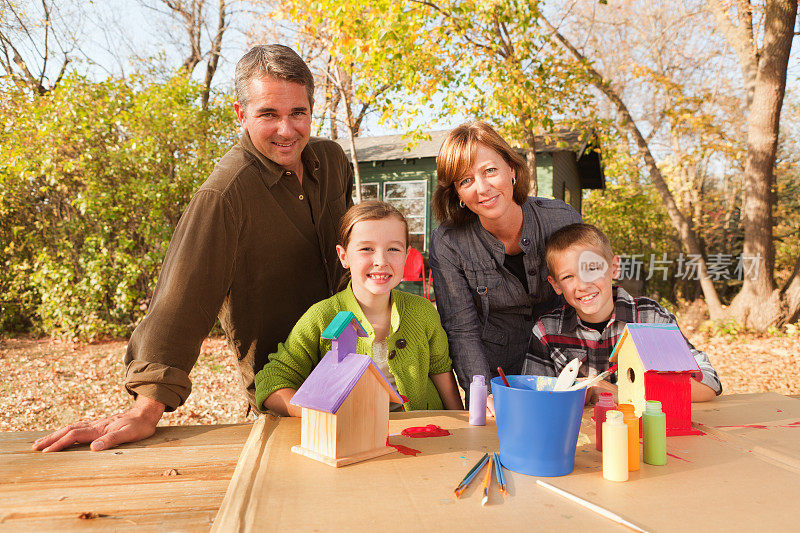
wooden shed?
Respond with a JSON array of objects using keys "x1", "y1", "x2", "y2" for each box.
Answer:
[{"x1": 336, "y1": 128, "x2": 605, "y2": 254}]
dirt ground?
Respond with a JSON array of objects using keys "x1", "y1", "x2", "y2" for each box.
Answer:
[{"x1": 2, "y1": 326, "x2": 799, "y2": 433}]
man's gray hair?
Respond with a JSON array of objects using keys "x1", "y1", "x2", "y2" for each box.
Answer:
[{"x1": 234, "y1": 45, "x2": 314, "y2": 112}]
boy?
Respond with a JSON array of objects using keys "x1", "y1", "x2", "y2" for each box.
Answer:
[{"x1": 522, "y1": 223, "x2": 721, "y2": 403}]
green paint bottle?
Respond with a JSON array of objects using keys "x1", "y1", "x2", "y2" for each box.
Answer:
[{"x1": 643, "y1": 400, "x2": 667, "y2": 465}]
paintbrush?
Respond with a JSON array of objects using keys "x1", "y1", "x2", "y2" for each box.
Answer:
[
  {"x1": 493, "y1": 452, "x2": 507, "y2": 497},
  {"x1": 536, "y1": 480, "x2": 649, "y2": 532},
  {"x1": 454, "y1": 453, "x2": 489, "y2": 498},
  {"x1": 481, "y1": 451, "x2": 493, "y2": 506},
  {"x1": 497, "y1": 366, "x2": 510, "y2": 387},
  {"x1": 565, "y1": 364, "x2": 619, "y2": 391},
  {"x1": 553, "y1": 358, "x2": 582, "y2": 390}
]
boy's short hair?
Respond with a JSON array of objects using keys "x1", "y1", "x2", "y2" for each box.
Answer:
[{"x1": 545, "y1": 223, "x2": 614, "y2": 273}]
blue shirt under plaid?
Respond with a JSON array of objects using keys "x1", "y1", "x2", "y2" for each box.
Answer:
[{"x1": 522, "y1": 286, "x2": 722, "y2": 394}]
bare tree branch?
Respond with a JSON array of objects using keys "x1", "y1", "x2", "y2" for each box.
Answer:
[
  {"x1": 352, "y1": 83, "x2": 390, "y2": 134},
  {"x1": 161, "y1": 0, "x2": 205, "y2": 74},
  {"x1": 706, "y1": 0, "x2": 758, "y2": 107},
  {"x1": 0, "y1": 0, "x2": 72, "y2": 95},
  {"x1": 201, "y1": 0, "x2": 226, "y2": 109}
]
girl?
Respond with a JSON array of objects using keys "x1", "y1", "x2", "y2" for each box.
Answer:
[{"x1": 255, "y1": 201, "x2": 463, "y2": 415}]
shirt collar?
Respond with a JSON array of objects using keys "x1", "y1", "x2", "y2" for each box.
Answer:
[
  {"x1": 239, "y1": 130, "x2": 322, "y2": 188},
  {"x1": 609, "y1": 285, "x2": 636, "y2": 323},
  {"x1": 561, "y1": 303, "x2": 580, "y2": 334},
  {"x1": 470, "y1": 200, "x2": 534, "y2": 260}
]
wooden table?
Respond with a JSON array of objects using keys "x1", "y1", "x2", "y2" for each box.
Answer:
[
  {"x1": 3, "y1": 393, "x2": 800, "y2": 532},
  {"x1": 0, "y1": 424, "x2": 253, "y2": 531}
]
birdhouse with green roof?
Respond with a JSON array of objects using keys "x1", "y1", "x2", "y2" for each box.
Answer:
[{"x1": 290, "y1": 311, "x2": 404, "y2": 467}]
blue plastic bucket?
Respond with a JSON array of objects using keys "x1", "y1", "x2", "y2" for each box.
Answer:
[{"x1": 492, "y1": 375, "x2": 586, "y2": 477}]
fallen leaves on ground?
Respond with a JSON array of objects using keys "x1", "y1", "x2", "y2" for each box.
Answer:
[
  {"x1": 688, "y1": 330, "x2": 800, "y2": 396},
  {"x1": 0, "y1": 336, "x2": 248, "y2": 432}
]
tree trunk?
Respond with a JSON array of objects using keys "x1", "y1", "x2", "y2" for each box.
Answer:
[
  {"x1": 707, "y1": 0, "x2": 759, "y2": 108},
  {"x1": 523, "y1": 123, "x2": 538, "y2": 196},
  {"x1": 721, "y1": 0, "x2": 797, "y2": 329},
  {"x1": 337, "y1": 68, "x2": 362, "y2": 204},
  {"x1": 345, "y1": 115, "x2": 362, "y2": 204},
  {"x1": 542, "y1": 16, "x2": 726, "y2": 320},
  {"x1": 201, "y1": 0, "x2": 227, "y2": 110}
]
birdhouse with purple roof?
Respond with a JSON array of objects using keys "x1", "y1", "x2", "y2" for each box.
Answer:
[
  {"x1": 289, "y1": 311, "x2": 404, "y2": 467},
  {"x1": 613, "y1": 323, "x2": 703, "y2": 436}
]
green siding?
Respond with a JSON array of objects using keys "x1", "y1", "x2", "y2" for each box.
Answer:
[
  {"x1": 536, "y1": 153, "x2": 554, "y2": 197},
  {"x1": 552, "y1": 152, "x2": 582, "y2": 212}
]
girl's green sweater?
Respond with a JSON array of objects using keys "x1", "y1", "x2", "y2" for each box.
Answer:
[{"x1": 254, "y1": 285, "x2": 452, "y2": 411}]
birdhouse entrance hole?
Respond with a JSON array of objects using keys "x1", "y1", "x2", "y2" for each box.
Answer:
[{"x1": 627, "y1": 368, "x2": 636, "y2": 383}]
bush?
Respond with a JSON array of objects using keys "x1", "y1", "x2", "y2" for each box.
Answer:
[{"x1": 0, "y1": 74, "x2": 237, "y2": 339}]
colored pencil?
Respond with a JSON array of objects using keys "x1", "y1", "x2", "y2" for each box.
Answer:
[
  {"x1": 454, "y1": 453, "x2": 489, "y2": 498},
  {"x1": 536, "y1": 480, "x2": 649, "y2": 532},
  {"x1": 480, "y1": 452, "x2": 493, "y2": 506},
  {"x1": 497, "y1": 366, "x2": 510, "y2": 387},
  {"x1": 493, "y1": 452, "x2": 508, "y2": 497}
]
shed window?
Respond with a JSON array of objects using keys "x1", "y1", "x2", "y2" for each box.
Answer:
[
  {"x1": 356, "y1": 182, "x2": 380, "y2": 202},
  {"x1": 353, "y1": 180, "x2": 428, "y2": 252},
  {"x1": 384, "y1": 181, "x2": 427, "y2": 252}
]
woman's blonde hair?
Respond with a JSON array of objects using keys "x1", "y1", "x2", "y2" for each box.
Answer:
[{"x1": 432, "y1": 121, "x2": 530, "y2": 226}]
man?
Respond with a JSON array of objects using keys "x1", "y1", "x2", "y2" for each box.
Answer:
[{"x1": 33, "y1": 45, "x2": 353, "y2": 452}]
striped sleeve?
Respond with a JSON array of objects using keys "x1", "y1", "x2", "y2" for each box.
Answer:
[{"x1": 522, "y1": 320, "x2": 557, "y2": 376}]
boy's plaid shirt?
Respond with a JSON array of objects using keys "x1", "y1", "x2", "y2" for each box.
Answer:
[{"x1": 522, "y1": 286, "x2": 722, "y2": 394}]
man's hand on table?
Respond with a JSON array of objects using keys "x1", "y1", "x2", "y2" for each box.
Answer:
[{"x1": 32, "y1": 396, "x2": 165, "y2": 452}]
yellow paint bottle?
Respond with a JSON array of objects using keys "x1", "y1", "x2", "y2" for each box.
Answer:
[
  {"x1": 618, "y1": 403, "x2": 640, "y2": 471},
  {"x1": 602, "y1": 410, "x2": 628, "y2": 482}
]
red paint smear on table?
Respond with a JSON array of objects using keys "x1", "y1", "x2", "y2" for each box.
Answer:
[
  {"x1": 667, "y1": 452, "x2": 692, "y2": 463},
  {"x1": 401, "y1": 424, "x2": 451, "y2": 438},
  {"x1": 778, "y1": 421, "x2": 800, "y2": 428},
  {"x1": 386, "y1": 439, "x2": 421, "y2": 456}
]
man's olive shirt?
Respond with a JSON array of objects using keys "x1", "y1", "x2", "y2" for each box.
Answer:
[{"x1": 124, "y1": 131, "x2": 353, "y2": 410}]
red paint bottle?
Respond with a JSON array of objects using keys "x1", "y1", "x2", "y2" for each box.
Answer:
[{"x1": 594, "y1": 392, "x2": 616, "y2": 451}]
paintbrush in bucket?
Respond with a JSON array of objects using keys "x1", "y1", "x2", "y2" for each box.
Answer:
[{"x1": 566, "y1": 364, "x2": 619, "y2": 391}]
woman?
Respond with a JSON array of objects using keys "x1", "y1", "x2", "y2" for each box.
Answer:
[{"x1": 429, "y1": 121, "x2": 581, "y2": 403}]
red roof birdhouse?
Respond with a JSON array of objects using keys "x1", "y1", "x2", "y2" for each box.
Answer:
[{"x1": 613, "y1": 323, "x2": 703, "y2": 436}]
